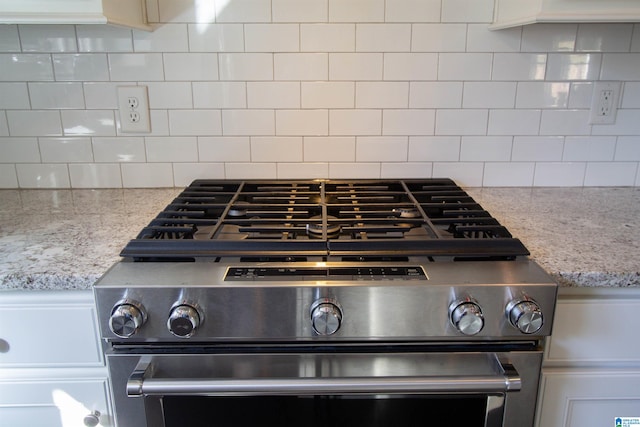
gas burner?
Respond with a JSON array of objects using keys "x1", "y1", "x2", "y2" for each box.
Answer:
[
  {"x1": 306, "y1": 215, "x2": 341, "y2": 237},
  {"x1": 393, "y1": 207, "x2": 421, "y2": 218},
  {"x1": 227, "y1": 201, "x2": 250, "y2": 217}
]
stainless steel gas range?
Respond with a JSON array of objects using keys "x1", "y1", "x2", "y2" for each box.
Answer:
[{"x1": 94, "y1": 179, "x2": 557, "y2": 427}]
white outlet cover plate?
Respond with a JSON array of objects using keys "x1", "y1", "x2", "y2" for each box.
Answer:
[
  {"x1": 589, "y1": 81, "x2": 621, "y2": 125},
  {"x1": 117, "y1": 85, "x2": 151, "y2": 133}
]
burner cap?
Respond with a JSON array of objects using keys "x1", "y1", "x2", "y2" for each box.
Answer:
[
  {"x1": 306, "y1": 215, "x2": 341, "y2": 237},
  {"x1": 393, "y1": 207, "x2": 421, "y2": 218},
  {"x1": 227, "y1": 202, "x2": 249, "y2": 217}
]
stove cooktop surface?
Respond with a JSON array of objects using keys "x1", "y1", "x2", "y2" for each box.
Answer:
[{"x1": 121, "y1": 178, "x2": 528, "y2": 261}]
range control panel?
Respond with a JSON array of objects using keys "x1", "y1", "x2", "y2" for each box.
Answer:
[{"x1": 225, "y1": 266, "x2": 428, "y2": 281}]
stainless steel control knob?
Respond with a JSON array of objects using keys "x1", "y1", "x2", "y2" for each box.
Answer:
[
  {"x1": 310, "y1": 299, "x2": 343, "y2": 335},
  {"x1": 109, "y1": 302, "x2": 146, "y2": 338},
  {"x1": 168, "y1": 304, "x2": 201, "y2": 338},
  {"x1": 83, "y1": 410, "x2": 101, "y2": 427},
  {"x1": 450, "y1": 301, "x2": 484, "y2": 336},
  {"x1": 507, "y1": 300, "x2": 543, "y2": 334}
]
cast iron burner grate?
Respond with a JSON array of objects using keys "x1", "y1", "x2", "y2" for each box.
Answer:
[{"x1": 121, "y1": 179, "x2": 529, "y2": 260}]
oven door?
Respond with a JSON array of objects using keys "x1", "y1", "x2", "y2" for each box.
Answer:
[{"x1": 107, "y1": 350, "x2": 542, "y2": 427}]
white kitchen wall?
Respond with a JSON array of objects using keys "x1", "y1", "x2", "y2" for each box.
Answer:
[{"x1": 0, "y1": 0, "x2": 640, "y2": 188}]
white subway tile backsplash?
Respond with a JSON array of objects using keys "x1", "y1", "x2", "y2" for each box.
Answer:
[
  {"x1": 273, "y1": 0, "x2": 328, "y2": 23},
  {"x1": 187, "y1": 24, "x2": 245, "y2": 52},
  {"x1": 356, "y1": 24, "x2": 411, "y2": 52},
  {"x1": 303, "y1": 136, "x2": 356, "y2": 161},
  {"x1": 408, "y1": 136, "x2": 461, "y2": 161},
  {"x1": 53, "y1": 54, "x2": 110, "y2": 81},
  {"x1": 466, "y1": 24, "x2": 521, "y2": 53},
  {"x1": 222, "y1": 110, "x2": 275, "y2": 136},
  {"x1": 463, "y1": 82, "x2": 516, "y2": 108},
  {"x1": 533, "y1": 162, "x2": 586, "y2": 187},
  {"x1": 328, "y1": 0, "x2": 384, "y2": 22},
  {"x1": 383, "y1": 109, "x2": 435, "y2": 135},
  {"x1": 436, "y1": 110, "x2": 488, "y2": 135},
  {"x1": 301, "y1": 24, "x2": 355, "y2": 52},
  {"x1": 219, "y1": 53, "x2": 274, "y2": 80},
  {"x1": 432, "y1": 162, "x2": 484, "y2": 186},
  {"x1": 302, "y1": 82, "x2": 354, "y2": 108},
  {"x1": 383, "y1": 53, "x2": 437, "y2": 80},
  {"x1": 275, "y1": 53, "x2": 328, "y2": 80},
  {"x1": 148, "y1": 110, "x2": 170, "y2": 136},
  {"x1": 276, "y1": 110, "x2": 328, "y2": 136},
  {"x1": 0, "y1": 54, "x2": 53, "y2": 81},
  {"x1": 62, "y1": 110, "x2": 116, "y2": 136},
  {"x1": 39, "y1": 137, "x2": 93, "y2": 163},
  {"x1": 546, "y1": 54, "x2": 601, "y2": 80},
  {"x1": 0, "y1": 137, "x2": 40, "y2": 163},
  {"x1": 488, "y1": 109, "x2": 540, "y2": 135},
  {"x1": 521, "y1": 24, "x2": 576, "y2": 52},
  {"x1": 146, "y1": 137, "x2": 198, "y2": 162},
  {"x1": 564, "y1": 136, "x2": 616, "y2": 161},
  {"x1": 460, "y1": 136, "x2": 512, "y2": 161},
  {"x1": 169, "y1": 110, "x2": 222, "y2": 136},
  {"x1": 329, "y1": 162, "x2": 381, "y2": 178},
  {"x1": 121, "y1": 163, "x2": 174, "y2": 187},
  {"x1": 0, "y1": 25, "x2": 20, "y2": 52},
  {"x1": 385, "y1": 0, "x2": 441, "y2": 23},
  {"x1": 18, "y1": 25, "x2": 77, "y2": 52},
  {"x1": 108, "y1": 53, "x2": 164, "y2": 81},
  {"x1": 214, "y1": 0, "x2": 272, "y2": 23},
  {"x1": 483, "y1": 162, "x2": 535, "y2": 186},
  {"x1": 0, "y1": 165, "x2": 18, "y2": 188},
  {"x1": 576, "y1": 24, "x2": 633, "y2": 53},
  {"x1": 438, "y1": 53, "x2": 492, "y2": 81},
  {"x1": 381, "y1": 162, "x2": 432, "y2": 178},
  {"x1": 16, "y1": 164, "x2": 70, "y2": 188},
  {"x1": 622, "y1": 82, "x2": 640, "y2": 108},
  {"x1": 0, "y1": 83, "x2": 30, "y2": 109},
  {"x1": 601, "y1": 53, "x2": 640, "y2": 80},
  {"x1": 147, "y1": 82, "x2": 193, "y2": 109},
  {"x1": 584, "y1": 162, "x2": 638, "y2": 186},
  {"x1": 568, "y1": 82, "x2": 593, "y2": 108},
  {"x1": 615, "y1": 136, "x2": 640, "y2": 161},
  {"x1": 540, "y1": 110, "x2": 590, "y2": 136},
  {"x1": 412, "y1": 24, "x2": 466, "y2": 52},
  {"x1": 356, "y1": 136, "x2": 408, "y2": 161},
  {"x1": 192, "y1": 82, "x2": 247, "y2": 108},
  {"x1": 492, "y1": 54, "x2": 546, "y2": 81},
  {"x1": 198, "y1": 137, "x2": 251, "y2": 162},
  {"x1": 83, "y1": 83, "x2": 120, "y2": 109},
  {"x1": 7, "y1": 111, "x2": 62, "y2": 136},
  {"x1": 329, "y1": 53, "x2": 383, "y2": 80},
  {"x1": 516, "y1": 82, "x2": 569, "y2": 109},
  {"x1": 251, "y1": 137, "x2": 303, "y2": 161},
  {"x1": 330, "y1": 110, "x2": 381, "y2": 135},
  {"x1": 512, "y1": 136, "x2": 564, "y2": 161},
  {"x1": 28, "y1": 83, "x2": 85, "y2": 109},
  {"x1": 225, "y1": 162, "x2": 277, "y2": 179},
  {"x1": 592, "y1": 109, "x2": 640, "y2": 136},
  {"x1": 409, "y1": 82, "x2": 462, "y2": 108},
  {"x1": 93, "y1": 137, "x2": 146, "y2": 162},
  {"x1": 277, "y1": 162, "x2": 329, "y2": 179},
  {"x1": 632, "y1": 25, "x2": 640, "y2": 52},
  {"x1": 76, "y1": 25, "x2": 133, "y2": 52},
  {"x1": 441, "y1": 0, "x2": 493, "y2": 23},
  {"x1": 0, "y1": 114, "x2": 7, "y2": 136},
  {"x1": 245, "y1": 24, "x2": 300, "y2": 52},
  {"x1": 248, "y1": 82, "x2": 301, "y2": 109},
  {"x1": 173, "y1": 163, "x2": 225, "y2": 186},
  {"x1": 69, "y1": 163, "x2": 122, "y2": 188},
  {"x1": 356, "y1": 82, "x2": 408, "y2": 108},
  {"x1": 163, "y1": 53, "x2": 218, "y2": 80}
]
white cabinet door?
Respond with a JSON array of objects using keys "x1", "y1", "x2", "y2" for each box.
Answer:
[
  {"x1": 0, "y1": 378, "x2": 112, "y2": 427},
  {"x1": 537, "y1": 370, "x2": 640, "y2": 427},
  {"x1": 0, "y1": 0, "x2": 150, "y2": 29}
]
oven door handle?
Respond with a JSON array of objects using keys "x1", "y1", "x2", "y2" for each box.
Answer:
[{"x1": 126, "y1": 359, "x2": 521, "y2": 397}]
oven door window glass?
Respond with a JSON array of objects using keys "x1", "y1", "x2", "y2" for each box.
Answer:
[{"x1": 162, "y1": 395, "x2": 489, "y2": 427}]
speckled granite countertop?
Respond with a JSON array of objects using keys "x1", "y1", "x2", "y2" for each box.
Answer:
[{"x1": 0, "y1": 187, "x2": 638, "y2": 291}]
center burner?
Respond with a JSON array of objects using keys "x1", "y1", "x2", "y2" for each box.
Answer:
[{"x1": 121, "y1": 179, "x2": 528, "y2": 261}]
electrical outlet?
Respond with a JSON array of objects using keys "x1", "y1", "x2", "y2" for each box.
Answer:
[
  {"x1": 589, "y1": 81, "x2": 621, "y2": 125},
  {"x1": 117, "y1": 86, "x2": 151, "y2": 133}
]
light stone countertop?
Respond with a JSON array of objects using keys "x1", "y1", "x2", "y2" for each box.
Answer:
[{"x1": 0, "y1": 187, "x2": 638, "y2": 291}]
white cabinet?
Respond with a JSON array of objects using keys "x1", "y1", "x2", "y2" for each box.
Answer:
[
  {"x1": 0, "y1": 290, "x2": 112, "y2": 427},
  {"x1": 536, "y1": 288, "x2": 640, "y2": 427},
  {"x1": 0, "y1": 0, "x2": 150, "y2": 30},
  {"x1": 491, "y1": 0, "x2": 640, "y2": 29}
]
